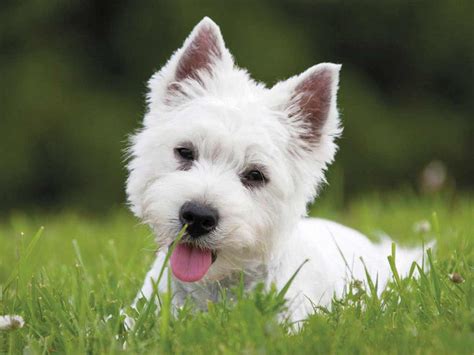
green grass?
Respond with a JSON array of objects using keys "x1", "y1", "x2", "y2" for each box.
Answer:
[{"x1": 0, "y1": 193, "x2": 472, "y2": 353}]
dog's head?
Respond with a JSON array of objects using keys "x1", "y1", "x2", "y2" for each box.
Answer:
[{"x1": 126, "y1": 17, "x2": 341, "y2": 282}]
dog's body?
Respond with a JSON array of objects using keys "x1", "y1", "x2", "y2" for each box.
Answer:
[
  {"x1": 126, "y1": 17, "x2": 426, "y2": 324},
  {"x1": 131, "y1": 218, "x2": 423, "y2": 323}
]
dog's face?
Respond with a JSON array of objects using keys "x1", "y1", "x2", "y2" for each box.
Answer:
[{"x1": 127, "y1": 18, "x2": 341, "y2": 282}]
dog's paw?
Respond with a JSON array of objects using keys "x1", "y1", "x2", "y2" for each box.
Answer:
[{"x1": 119, "y1": 309, "x2": 136, "y2": 331}]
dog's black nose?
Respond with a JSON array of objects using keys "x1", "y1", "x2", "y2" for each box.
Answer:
[{"x1": 179, "y1": 201, "x2": 219, "y2": 238}]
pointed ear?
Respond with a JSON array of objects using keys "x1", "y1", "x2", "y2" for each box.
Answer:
[
  {"x1": 272, "y1": 63, "x2": 342, "y2": 150},
  {"x1": 174, "y1": 17, "x2": 227, "y2": 83},
  {"x1": 148, "y1": 17, "x2": 233, "y2": 107}
]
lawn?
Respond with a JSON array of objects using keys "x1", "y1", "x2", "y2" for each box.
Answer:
[{"x1": 0, "y1": 192, "x2": 472, "y2": 353}]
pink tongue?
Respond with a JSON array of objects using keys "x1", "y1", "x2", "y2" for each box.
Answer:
[{"x1": 170, "y1": 243, "x2": 212, "y2": 282}]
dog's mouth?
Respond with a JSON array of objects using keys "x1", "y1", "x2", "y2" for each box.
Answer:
[{"x1": 169, "y1": 242, "x2": 217, "y2": 283}]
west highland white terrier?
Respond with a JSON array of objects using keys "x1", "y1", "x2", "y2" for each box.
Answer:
[{"x1": 125, "y1": 17, "x2": 427, "y2": 324}]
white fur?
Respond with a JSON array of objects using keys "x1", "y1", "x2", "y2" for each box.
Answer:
[{"x1": 125, "y1": 17, "x2": 428, "y2": 326}]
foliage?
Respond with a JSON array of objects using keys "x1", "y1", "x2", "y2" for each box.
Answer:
[
  {"x1": 0, "y1": 193, "x2": 472, "y2": 353},
  {"x1": 0, "y1": 0, "x2": 473, "y2": 211}
]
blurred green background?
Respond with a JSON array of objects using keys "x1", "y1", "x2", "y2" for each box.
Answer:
[{"x1": 1, "y1": 0, "x2": 472, "y2": 213}]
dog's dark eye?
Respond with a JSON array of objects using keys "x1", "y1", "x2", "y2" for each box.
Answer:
[
  {"x1": 246, "y1": 170, "x2": 265, "y2": 182},
  {"x1": 242, "y1": 169, "x2": 267, "y2": 187},
  {"x1": 175, "y1": 147, "x2": 194, "y2": 161}
]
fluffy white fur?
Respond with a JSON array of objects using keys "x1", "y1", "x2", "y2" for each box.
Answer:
[{"x1": 125, "y1": 17, "x2": 427, "y2": 325}]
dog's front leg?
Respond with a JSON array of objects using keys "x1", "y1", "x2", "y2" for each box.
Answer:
[{"x1": 123, "y1": 251, "x2": 169, "y2": 330}]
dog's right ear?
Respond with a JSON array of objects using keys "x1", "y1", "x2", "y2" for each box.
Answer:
[
  {"x1": 147, "y1": 17, "x2": 233, "y2": 108},
  {"x1": 270, "y1": 63, "x2": 342, "y2": 160}
]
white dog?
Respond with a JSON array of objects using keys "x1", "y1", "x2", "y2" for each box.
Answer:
[{"x1": 126, "y1": 17, "x2": 427, "y2": 324}]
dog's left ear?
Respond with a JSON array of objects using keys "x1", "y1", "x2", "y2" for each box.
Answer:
[
  {"x1": 147, "y1": 17, "x2": 233, "y2": 108},
  {"x1": 271, "y1": 63, "x2": 342, "y2": 154},
  {"x1": 173, "y1": 17, "x2": 230, "y2": 84}
]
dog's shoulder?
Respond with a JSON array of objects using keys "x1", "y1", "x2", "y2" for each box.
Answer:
[{"x1": 297, "y1": 217, "x2": 368, "y2": 242}]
